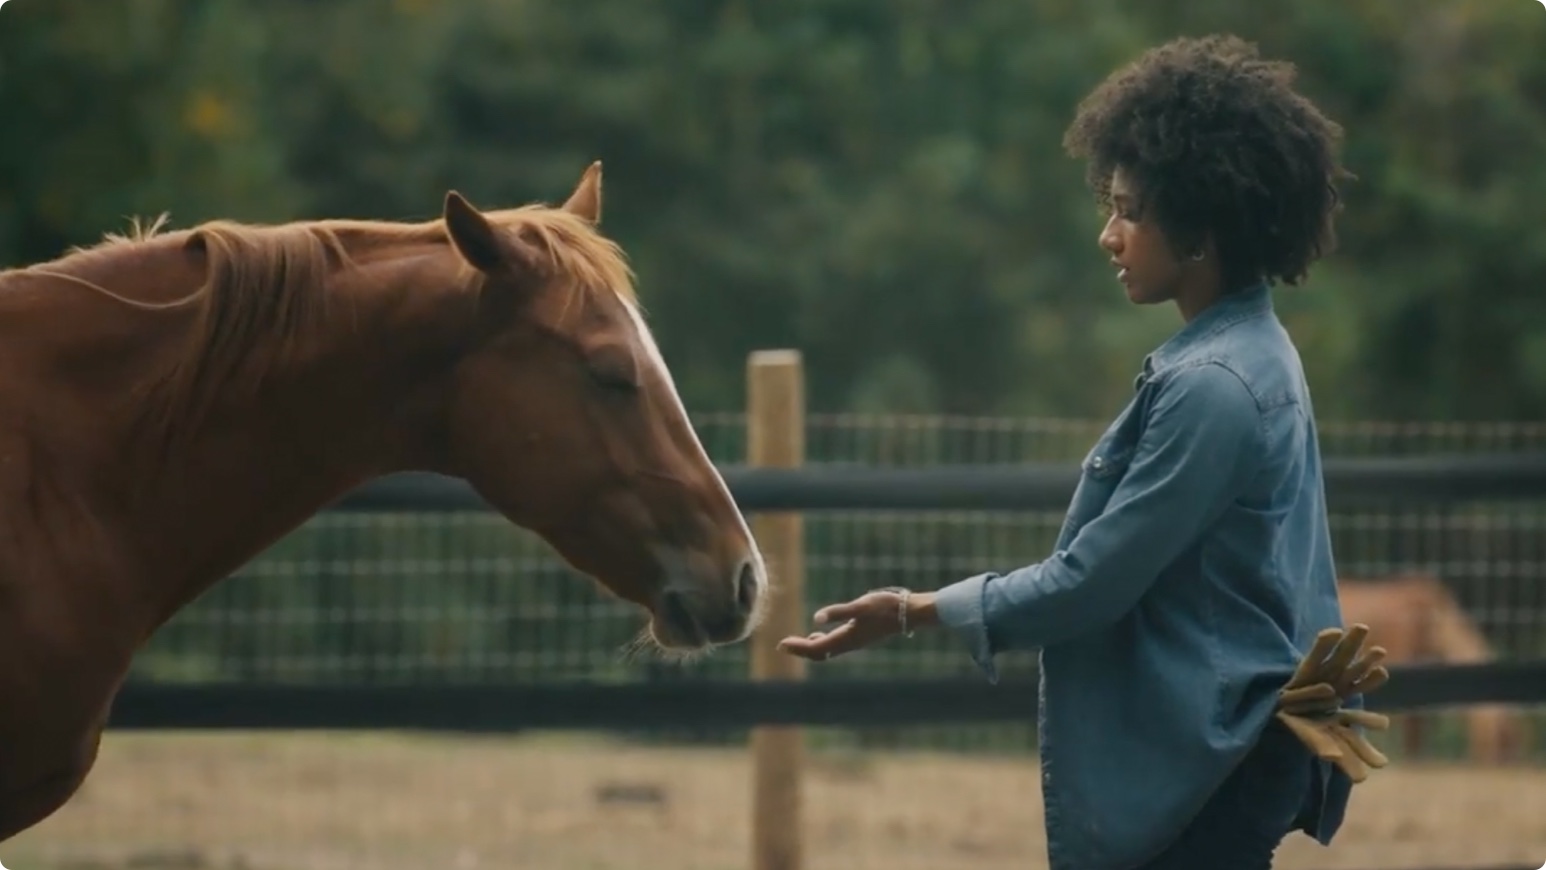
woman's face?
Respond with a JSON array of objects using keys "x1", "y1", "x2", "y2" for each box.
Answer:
[{"x1": 1098, "y1": 167, "x2": 1189, "y2": 307}]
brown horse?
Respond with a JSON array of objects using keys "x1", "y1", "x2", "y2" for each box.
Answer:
[
  {"x1": 1338, "y1": 573, "x2": 1530, "y2": 764},
  {"x1": 0, "y1": 162, "x2": 767, "y2": 840}
]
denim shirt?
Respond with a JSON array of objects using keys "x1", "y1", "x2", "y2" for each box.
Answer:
[{"x1": 932, "y1": 282, "x2": 1353, "y2": 870}]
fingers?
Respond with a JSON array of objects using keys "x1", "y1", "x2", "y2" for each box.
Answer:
[
  {"x1": 1289, "y1": 624, "x2": 1390, "y2": 698},
  {"x1": 1330, "y1": 741, "x2": 1372, "y2": 783},
  {"x1": 1334, "y1": 645, "x2": 1388, "y2": 695},
  {"x1": 1278, "y1": 712, "x2": 1374, "y2": 783},
  {"x1": 1275, "y1": 711, "x2": 1344, "y2": 762},
  {"x1": 1349, "y1": 664, "x2": 1389, "y2": 698},
  {"x1": 777, "y1": 621, "x2": 860, "y2": 660},
  {"x1": 1279, "y1": 683, "x2": 1336, "y2": 710},
  {"x1": 1331, "y1": 723, "x2": 1391, "y2": 770},
  {"x1": 812, "y1": 591, "x2": 897, "y2": 626},
  {"x1": 1321, "y1": 623, "x2": 1369, "y2": 683},
  {"x1": 812, "y1": 601, "x2": 862, "y2": 626},
  {"x1": 783, "y1": 592, "x2": 909, "y2": 662},
  {"x1": 1288, "y1": 628, "x2": 1344, "y2": 689},
  {"x1": 1278, "y1": 704, "x2": 1392, "y2": 787},
  {"x1": 1280, "y1": 689, "x2": 1341, "y2": 717},
  {"x1": 1338, "y1": 709, "x2": 1391, "y2": 731}
]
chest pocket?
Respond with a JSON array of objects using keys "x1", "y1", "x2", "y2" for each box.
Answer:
[{"x1": 1054, "y1": 407, "x2": 1143, "y2": 548}]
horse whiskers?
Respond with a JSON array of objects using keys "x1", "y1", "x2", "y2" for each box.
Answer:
[
  {"x1": 617, "y1": 628, "x2": 659, "y2": 663},
  {"x1": 616, "y1": 623, "x2": 717, "y2": 666}
]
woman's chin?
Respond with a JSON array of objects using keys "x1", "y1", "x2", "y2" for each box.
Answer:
[{"x1": 1123, "y1": 281, "x2": 1167, "y2": 306}]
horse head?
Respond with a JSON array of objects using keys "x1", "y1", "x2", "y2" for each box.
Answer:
[{"x1": 436, "y1": 163, "x2": 767, "y2": 653}]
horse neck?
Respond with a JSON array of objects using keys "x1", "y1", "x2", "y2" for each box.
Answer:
[{"x1": 26, "y1": 237, "x2": 475, "y2": 632}]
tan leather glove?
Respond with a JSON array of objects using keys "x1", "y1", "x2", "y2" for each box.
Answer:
[{"x1": 1273, "y1": 623, "x2": 1392, "y2": 783}]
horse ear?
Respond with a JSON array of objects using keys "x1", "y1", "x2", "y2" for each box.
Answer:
[
  {"x1": 443, "y1": 191, "x2": 506, "y2": 273},
  {"x1": 561, "y1": 161, "x2": 603, "y2": 225}
]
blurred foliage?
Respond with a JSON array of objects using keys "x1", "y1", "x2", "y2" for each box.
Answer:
[{"x1": 3, "y1": 0, "x2": 1544, "y2": 421}]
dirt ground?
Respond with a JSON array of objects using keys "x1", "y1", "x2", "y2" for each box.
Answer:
[{"x1": 4, "y1": 731, "x2": 1543, "y2": 870}]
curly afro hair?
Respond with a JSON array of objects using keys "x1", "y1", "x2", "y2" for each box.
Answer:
[{"x1": 1062, "y1": 34, "x2": 1353, "y2": 289}]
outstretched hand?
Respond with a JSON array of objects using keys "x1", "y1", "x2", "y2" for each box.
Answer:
[{"x1": 777, "y1": 588, "x2": 925, "y2": 661}]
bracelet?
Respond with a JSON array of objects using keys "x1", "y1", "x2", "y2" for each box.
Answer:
[{"x1": 872, "y1": 586, "x2": 915, "y2": 638}]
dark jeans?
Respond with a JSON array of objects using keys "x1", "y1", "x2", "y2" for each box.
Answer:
[{"x1": 1134, "y1": 721, "x2": 1316, "y2": 870}]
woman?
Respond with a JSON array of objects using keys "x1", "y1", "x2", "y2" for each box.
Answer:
[{"x1": 779, "y1": 34, "x2": 1364, "y2": 870}]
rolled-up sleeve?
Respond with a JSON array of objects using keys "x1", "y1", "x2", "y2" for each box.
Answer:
[{"x1": 933, "y1": 362, "x2": 1266, "y2": 681}]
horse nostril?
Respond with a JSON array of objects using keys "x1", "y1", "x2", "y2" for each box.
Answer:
[
  {"x1": 736, "y1": 559, "x2": 759, "y2": 614},
  {"x1": 660, "y1": 589, "x2": 705, "y2": 644}
]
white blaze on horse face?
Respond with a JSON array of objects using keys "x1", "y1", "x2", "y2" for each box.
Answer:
[{"x1": 620, "y1": 299, "x2": 768, "y2": 600}]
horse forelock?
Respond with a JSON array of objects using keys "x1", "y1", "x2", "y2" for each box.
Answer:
[{"x1": 487, "y1": 204, "x2": 639, "y2": 309}]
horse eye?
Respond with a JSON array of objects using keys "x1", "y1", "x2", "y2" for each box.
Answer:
[
  {"x1": 586, "y1": 345, "x2": 640, "y2": 393},
  {"x1": 592, "y1": 366, "x2": 639, "y2": 393}
]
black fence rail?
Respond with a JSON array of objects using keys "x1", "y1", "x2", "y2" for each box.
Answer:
[
  {"x1": 107, "y1": 660, "x2": 1546, "y2": 733},
  {"x1": 332, "y1": 452, "x2": 1546, "y2": 513}
]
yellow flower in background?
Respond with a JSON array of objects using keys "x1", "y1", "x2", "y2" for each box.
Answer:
[{"x1": 184, "y1": 90, "x2": 233, "y2": 139}]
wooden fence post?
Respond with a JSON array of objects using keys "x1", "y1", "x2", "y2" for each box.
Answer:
[{"x1": 747, "y1": 349, "x2": 806, "y2": 870}]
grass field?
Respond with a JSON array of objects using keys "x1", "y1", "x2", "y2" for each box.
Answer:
[{"x1": 4, "y1": 731, "x2": 1544, "y2": 870}]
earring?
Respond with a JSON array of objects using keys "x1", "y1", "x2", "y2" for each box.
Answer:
[{"x1": 1190, "y1": 250, "x2": 1206, "y2": 261}]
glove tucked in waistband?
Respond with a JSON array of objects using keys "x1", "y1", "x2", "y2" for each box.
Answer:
[{"x1": 1274, "y1": 623, "x2": 1392, "y2": 783}]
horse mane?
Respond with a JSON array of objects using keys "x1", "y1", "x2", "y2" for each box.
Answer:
[
  {"x1": 486, "y1": 205, "x2": 638, "y2": 307},
  {"x1": 22, "y1": 202, "x2": 638, "y2": 446}
]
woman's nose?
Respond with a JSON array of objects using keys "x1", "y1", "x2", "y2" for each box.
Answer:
[{"x1": 1098, "y1": 219, "x2": 1120, "y2": 253}]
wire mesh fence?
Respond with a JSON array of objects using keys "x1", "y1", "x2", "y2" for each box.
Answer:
[
  {"x1": 133, "y1": 414, "x2": 1546, "y2": 685},
  {"x1": 7, "y1": 414, "x2": 1544, "y2": 870}
]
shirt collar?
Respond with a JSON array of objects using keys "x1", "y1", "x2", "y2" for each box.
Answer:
[{"x1": 1136, "y1": 280, "x2": 1272, "y2": 387}]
